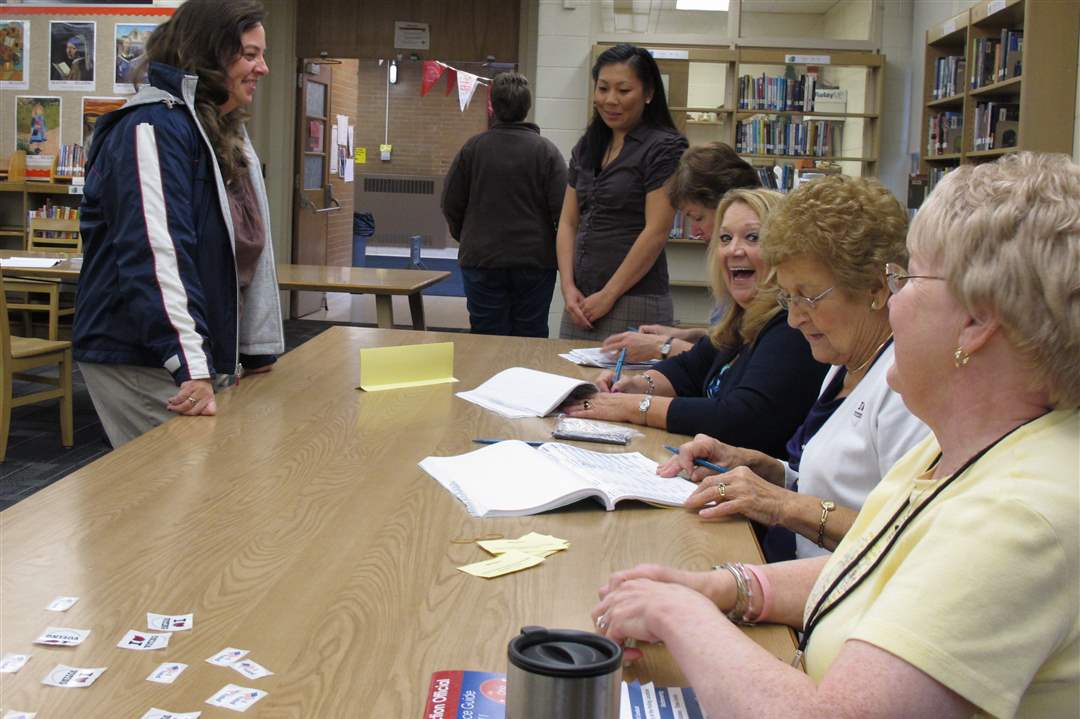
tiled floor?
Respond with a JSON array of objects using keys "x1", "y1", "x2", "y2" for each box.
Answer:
[{"x1": 0, "y1": 294, "x2": 472, "y2": 511}]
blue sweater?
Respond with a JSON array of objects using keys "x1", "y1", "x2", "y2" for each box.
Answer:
[{"x1": 657, "y1": 311, "x2": 828, "y2": 458}]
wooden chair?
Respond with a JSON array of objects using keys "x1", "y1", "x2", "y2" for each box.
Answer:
[
  {"x1": 5, "y1": 216, "x2": 81, "y2": 340},
  {"x1": 0, "y1": 274, "x2": 74, "y2": 462}
]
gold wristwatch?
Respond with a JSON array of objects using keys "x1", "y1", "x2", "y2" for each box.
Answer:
[{"x1": 816, "y1": 500, "x2": 835, "y2": 547}]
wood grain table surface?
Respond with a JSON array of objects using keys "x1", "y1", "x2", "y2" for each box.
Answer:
[{"x1": 0, "y1": 327, "x2": 794, "y2": 717}]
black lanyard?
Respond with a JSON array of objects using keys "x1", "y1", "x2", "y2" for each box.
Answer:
[{"x1": 792, "y1": 413, "x2": 1047, "y2": 668}]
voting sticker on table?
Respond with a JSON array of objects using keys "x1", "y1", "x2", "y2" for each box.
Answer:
[
  {"x1": 146, "y1": 662, "x2": 188, "y2": 684},
  {"x1": 139, "y1": 709, "x2": 202, "y2": 719},
  {"x1": 33, "y1": 627, "x2": 89, "y2": 646},
  {"x1": 0, "y1": 653, "x2": 30, "y2": 673},
  {"x1": 117, "y1": 630, "x2": 171, "y2": 651},
  {"x1": 2, "y1": 710, "x2": 36, "y2": 719},
  {"x1": 40, "y1": 664, "x2": 106, "y2": 687},
  {"x1": 231, "y1": 658, "x2": 273, "y2": 680},
  {"x1": 45, "y1": 596, "x2": 79, "y2": 612},
  {"x1": 205, "y1": 684, "x2": 268, "y2": 712},
  {"x1": 206, "y1": 647, "x2": 250, "y2": 666},
  {"x1": 147, "y1": 612, "x2": 194, "y2": 631}
]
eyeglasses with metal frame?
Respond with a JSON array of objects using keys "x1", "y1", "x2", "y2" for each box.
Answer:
[
  {"x1": 775, "y1": 285, "x2": 835, "y2": 311},
  {"x1": 885, "y1": 262, "x2": 945, "y2": 295}
]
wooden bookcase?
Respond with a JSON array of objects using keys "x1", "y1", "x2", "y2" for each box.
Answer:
[
  {"x1": 0, "y1": 154, "x2": 83, "y2": 251},
  {"x1": 588, "y1": 43, "x2": 884, "y2": 325},
  {"x1": 920, "y1": 0, "x2": 1080, "y2": 193}
]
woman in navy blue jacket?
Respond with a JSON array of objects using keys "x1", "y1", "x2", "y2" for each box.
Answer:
[
  {"x1": 74, "y1": 0, "x2": 284, "y2": 447},
  {"x1": 567, "y1": 188, "x2": 826, "y2": 459}
]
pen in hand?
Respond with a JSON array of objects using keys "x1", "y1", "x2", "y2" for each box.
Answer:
[
  {"x1": 613, "y1": 347, "x2": 628, "y2": 384},
  {"x1": 663, "y1": 445, "x2": 728, "y2": 474}
]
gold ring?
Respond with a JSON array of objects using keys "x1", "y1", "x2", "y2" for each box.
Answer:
[{"x1": 716, "y1": 483, "x2": 726, "y2": 499}]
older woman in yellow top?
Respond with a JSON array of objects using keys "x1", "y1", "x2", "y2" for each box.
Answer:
[{"x1": 591, "y1": 152, "x2": 1079, "y2": 718}]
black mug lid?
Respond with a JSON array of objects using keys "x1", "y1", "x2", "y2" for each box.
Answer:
[{"x1": 508, "y1": 626, "x2": 622, "y2": 678}]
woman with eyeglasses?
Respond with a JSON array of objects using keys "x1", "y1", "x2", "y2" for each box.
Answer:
[
  {"x1": 659, "y1": 175, "x2": 929, "y2": 562},
  {"x1": 592, "y1": 152, "x2": 1079, "y2": 719}
]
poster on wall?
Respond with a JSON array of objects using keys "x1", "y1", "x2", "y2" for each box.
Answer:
[
  {"x1": 15, "y1": 96, "x2": 61, "y2": 157},
  {"x1": 82, "y1": 96, "x2": 126, "y2": 151},
  {"x1": 0, "y1": 20, "x2": 30, "y2": 90},
  {"x1": 49, "y1": 20, "x2": 96, "y2": 91},
  {"x1": 114, "y1": 23, "x2": 156, "y2": 94}
]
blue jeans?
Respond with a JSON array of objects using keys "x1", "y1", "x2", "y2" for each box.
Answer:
[{"x1": 460, "y1": 267, "x2": 556, "y2": 338}]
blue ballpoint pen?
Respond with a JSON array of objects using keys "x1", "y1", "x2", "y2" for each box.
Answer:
[
  {"x1": 473, "y1": 438, "x2": 544, "y2": 447},
  {"x1": 613, "y1": 347, "x2": 628, "y2": 383},
  {"x1": 663, "y1": 444, "x2": 728, "y2": 474}
]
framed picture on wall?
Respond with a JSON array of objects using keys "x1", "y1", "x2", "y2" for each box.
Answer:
[
  {"x1": 82, "y1": 96, "x2": 126, "y2": 151},
  {"x1": 49, "y1": 20, "x2": 96, "y2": 91},
  {"x1": 15, "y1": 96, "x2": 61, "y2": 157},
  {"x1": 114, "y1": 23, "x2": 156, "y2": 94},
  {"x1": 0, "y1": 20, "x2": 29, "y2": 90}
]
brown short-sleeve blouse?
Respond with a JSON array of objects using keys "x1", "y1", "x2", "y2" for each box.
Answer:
[{"x1": 567, "y1": 124, "x2": 687, "y2": 296}]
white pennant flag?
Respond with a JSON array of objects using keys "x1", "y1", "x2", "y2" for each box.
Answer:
[{"x1": 457, "y1": 71, "x2": 480, "y2": 112}]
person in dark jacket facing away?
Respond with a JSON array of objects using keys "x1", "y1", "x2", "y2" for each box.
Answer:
[
  {"x1": 74, "y1": 0, "x2": 284, "y2": 448},
  {"x1": 441, "y1": 71, "x2": 567, "y2": 337}
]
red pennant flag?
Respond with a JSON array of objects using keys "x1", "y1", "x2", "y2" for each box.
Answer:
[
  {"x1": 445, "y1": 67, "x2": 457, "y2": 96},
  {"x1": 420, "y1": 61, "x2": 445, "y2": 97}
]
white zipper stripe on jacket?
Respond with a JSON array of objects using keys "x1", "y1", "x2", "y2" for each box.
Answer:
[{"x1": 134, "y1": 122, "x2": 211, "y2": 379}]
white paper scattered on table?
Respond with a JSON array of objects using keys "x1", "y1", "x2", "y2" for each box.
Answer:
[{"x1": 0, "y1": 257, "x2": 61, "y2": 269}]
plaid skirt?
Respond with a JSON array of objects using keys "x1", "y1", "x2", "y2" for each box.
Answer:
[{"x1": 559, "y1": 292, "x2": 674, "y2": 341}]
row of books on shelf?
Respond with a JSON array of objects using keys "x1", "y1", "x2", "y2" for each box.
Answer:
[
  {"x1": 28, "y1": 201, "x2": 79, "y2": 221},
  {"x1": 971, "y1": 30, "x2": 1022, "y2": 89},
  {"x1": 737, "y1": 74, "x2": 847, "y2": 113},
  {"x1": 928, "y1": 166, "x2": 952, "y2": 193},
  {"x1": 56, "y1": 143, "x2": 87, "y2": 178},
  {"x1": 931, "y1": 55, "x2": 965, "y2": 99},
  {"x1": 927, "y1": 111, "x2": 963, "y2": 156},
  {"x1": 735, "y1": 117, "x2": 843, "y2": 158},
  {"x1": 972, "y1": 101, "x2": 1018, "y2": 152}
]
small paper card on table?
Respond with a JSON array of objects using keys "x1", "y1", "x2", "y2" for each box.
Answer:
[
  {"x1": 40, "y1": 664, "x2": 106, "y2": 687},
  {"x1": 359, "y1": 342, "x2": 457, "y2": 392},
  {"x1": 140, "y1": 710, "x2": 202, "y2": 719},
  {"x1": 0, "y1": 653, "x2": 30, "y2": 673},
  {"x1": 478, "y1": 532, "x2": 570, "y2": 558},
  {"x1": 147, "y1": 662, "x2": 188, "y2": 684},
  {"x1": 458, "y1": 549, "x2": 544, "y2": 578},
  {"x1": 34, "y1": 627, "x2": 90, "y2": 646},
  {"x1": 206, "y1": 684, "x2": 268, "y2": 712}
]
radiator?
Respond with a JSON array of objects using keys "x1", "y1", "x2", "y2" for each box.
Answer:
[{"x1": 353, "y1": 174, "x2": 454, "y2": 250}]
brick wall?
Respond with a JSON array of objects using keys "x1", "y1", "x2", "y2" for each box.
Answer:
[
  {"x1": 354, "y1": 60, "x2": 492, "y2": 179},
  {"x1": 326, "y1": 58, "x2": 359, "y2": 267}
]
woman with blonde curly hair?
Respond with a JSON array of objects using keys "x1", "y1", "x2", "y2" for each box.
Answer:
[
  {"x1": 566, "y1": 188, "x2": 827, "y2": 460},
  {"x1": 657, "y1": 175, "x2": 929, "y2": 561},
  {"x1": 594, "y1": 151, "x2": 1079, "y2": 719}
]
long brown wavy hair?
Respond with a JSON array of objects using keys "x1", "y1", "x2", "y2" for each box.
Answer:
[{"x1": 134, "y1": 0, "x2": 266, "y2": 183}]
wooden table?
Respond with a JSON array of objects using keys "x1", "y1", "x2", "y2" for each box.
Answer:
[
  {"x1": 0, "y1": 252, "x2": 451, "y2": 330},
  {"x1": 275, "y1": 264, "x2": 450, "y2": 330},
  {"x1": 0, "y1": 328, "x2": 794, "y2": 717}
]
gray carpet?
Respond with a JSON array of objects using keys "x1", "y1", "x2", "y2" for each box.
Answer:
[{"x1": 0, "y1": 319, "x2": 466, "y2": 511}]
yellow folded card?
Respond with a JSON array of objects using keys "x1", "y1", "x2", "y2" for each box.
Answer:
[
  {"x1": 359, "y1": 341, "x2": 458, "y2": 392},
  {"x1": 458, "y1": 550, "x2": 544, "y2": 578}
]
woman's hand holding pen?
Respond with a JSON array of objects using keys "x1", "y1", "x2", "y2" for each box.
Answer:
[
  {"x1": 658, "y1": 434, "x2": 784, "y2": 486},
  {"x1": 594, "y1": 370, "x2": 651, "y2": 394}
]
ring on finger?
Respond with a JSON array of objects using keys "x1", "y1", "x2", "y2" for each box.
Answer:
[
  {"x1": 715, "y1": 482, "x2": 726, "y2": 500},
  {"x1": 187, "y1": 396, "x2": 197, "y2": 404}
]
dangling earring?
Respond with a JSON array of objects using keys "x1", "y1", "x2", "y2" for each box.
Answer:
[
  {"x1": 870, "y1": 298, "x2": 883, "y2": 311},
  {"x1": 953, "y1": 346, "x2": 970, "y2": 368}
]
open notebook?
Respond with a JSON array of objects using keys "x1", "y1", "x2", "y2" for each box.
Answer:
[
  {"x1": 456, "y1": 367, "x2": 596, "y2": 418},
  {"x1": 419, "y1": 440, "x2": 697, "y2": 517}
]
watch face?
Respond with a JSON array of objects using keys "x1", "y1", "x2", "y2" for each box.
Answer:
[{"x1": 639, "y1": 396, "x2": 651, "y2": 412}]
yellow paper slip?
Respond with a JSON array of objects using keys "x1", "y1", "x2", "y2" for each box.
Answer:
[
  {"x1": 478, "y1": 532, "x2": 570, "y2": 557},
  {"x1": 458, "y1": 550, "x2": 544, "y2": 578},
  {"x1": 359, "y1": 342, "x2": 458, "y2": 392}
]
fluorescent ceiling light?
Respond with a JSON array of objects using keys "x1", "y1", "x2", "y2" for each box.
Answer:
[{"x1": 675, "y1": 0, "x2": 730, "y2": 10}]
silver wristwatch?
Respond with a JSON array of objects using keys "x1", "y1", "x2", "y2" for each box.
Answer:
[
  {"x1": 659, "y1": 337, "x2": 673, "y2": 359},
  {"x1": 638, "y1": 394, "x2": 653, "y2": 424}
]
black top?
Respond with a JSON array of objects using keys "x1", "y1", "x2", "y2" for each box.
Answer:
[
  {"x1": 441, "y1": 122, "x2": 567, "y2": 269},
  {"x1": 656, "y1": 311, "x2": 829, "y2": 458},
  {"x1": 567, "y1": 125, "x2": 687, "y2": 296}
]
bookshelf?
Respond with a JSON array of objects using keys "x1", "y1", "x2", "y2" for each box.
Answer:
[
  {"x1": 589, "y1": 43, "x2": 884, "y2": 325},
  {"x1": 919, "y1": 0, "x2": 1080, "y2": 194},
  {"x1": 0, "y1": 153, "x2": 83, "y2": 251}
]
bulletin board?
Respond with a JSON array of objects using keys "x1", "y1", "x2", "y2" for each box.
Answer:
[{"x1": 0, "y1": 5, "x2": 175, "y2": 168}]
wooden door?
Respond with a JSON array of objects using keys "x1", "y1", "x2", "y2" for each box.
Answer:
[{"x1": 291, "y1": 59, "x2": 342, "y2": 317}]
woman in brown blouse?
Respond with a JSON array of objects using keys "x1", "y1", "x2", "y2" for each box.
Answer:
[{"x1": 557, "y1": 44, "x2": 688, "y2": 340}]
